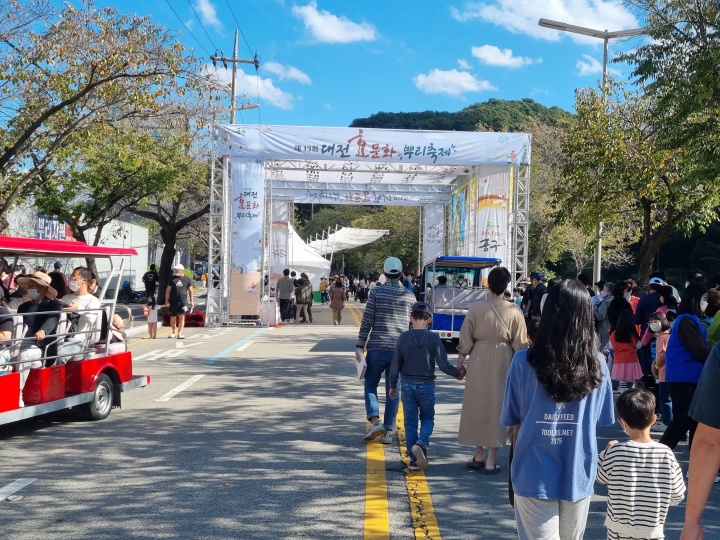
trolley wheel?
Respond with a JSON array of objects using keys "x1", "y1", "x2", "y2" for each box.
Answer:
[{"x1": 83, "y1": 374, "x2": 114, "y2": 420}]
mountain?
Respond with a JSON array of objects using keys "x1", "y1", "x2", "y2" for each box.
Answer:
[{"x1": 349, "y1": 98, "x2": 570, "y2": 132}]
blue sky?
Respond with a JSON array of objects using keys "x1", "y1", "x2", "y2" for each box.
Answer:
[{"x1": 91, "y1": 0, "x2": 646, "y2": 127}]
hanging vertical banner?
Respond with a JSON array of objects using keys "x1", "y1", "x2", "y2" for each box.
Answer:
[
  {"x1": 450, "y1": 185, "x2": 467, "y2": 255},
  {"x1": 230, "y1": 159, "x2": 264, "y2": 317},
  {"x1": 423, "y1": 205, "x2": 445, "y2": 266},
  {"x1": 475, "y1": 171, "x2": 510, "y2": 265},
  {"x1": 271, "y1": 200, "x2": 289, "y2": 283},
  {"x1": 231, "y1": 159, "x2": 264, "y2": 272}
]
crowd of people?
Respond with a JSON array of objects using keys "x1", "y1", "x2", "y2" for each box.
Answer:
[
  {"x1": 1, "y1": 263, "x2": 128, "y2": 407},
  {"x1": 353, "y1": 258, "x2": 720, "y2": 540}
]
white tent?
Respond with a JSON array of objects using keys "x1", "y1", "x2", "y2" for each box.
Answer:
[
  {"x1": 289, "y1": 223, "x2": 331, "y2": 289},
  {"x1": 308, "y1": 227, "x2": 389, "y2": 255}
]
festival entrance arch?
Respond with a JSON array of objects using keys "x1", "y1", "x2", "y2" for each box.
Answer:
[{"x1": 207, "y1": 125, "x2": 531, "y2": 326}]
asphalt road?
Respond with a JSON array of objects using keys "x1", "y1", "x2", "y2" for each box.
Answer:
[{"x1": 1, "y1": 302, "x2": 718, "y2": 539}]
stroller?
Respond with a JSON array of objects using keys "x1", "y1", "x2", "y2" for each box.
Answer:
[{"x1": 118, "y1": 280, "x2": 146, "y2": 304}]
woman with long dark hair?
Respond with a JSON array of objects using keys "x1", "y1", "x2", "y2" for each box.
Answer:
[
  {"x1": 500, "y1": 279, "x2": 614, "y2": 540},
  {"x1": 659, "y1": 282, "x2": 711, "y2": 451}
]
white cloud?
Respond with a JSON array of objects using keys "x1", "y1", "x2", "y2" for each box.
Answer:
[
  {"x1": 292, "y1": 1, "x2": 377, "y2": 43},
  {"x1": 457, "y1": 58, "x2": 471, "y2": 69},
  {"x1": 471, "y1": 45, "x2": 536, "y2": 67},
  {"x1": 451, "y1": 1, "x2": 639, "y2": 45},
  {"x1": 414, "y1": 69, "x2": 496, "y2": 96},
  {"x1": 576, "y1": 54, "x2": 602, "y2": 76},
  {"x1": 204, "y1": 65, "x2": 295, "y2": 110},
  {"x1": 263, "y1": 61, "x2": 312, "y2": 85},
  {"x1": 195, "y1": 0, "x2": 222, "y2": 31}
]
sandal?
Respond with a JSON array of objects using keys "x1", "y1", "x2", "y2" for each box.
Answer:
[
  {"x1": 484, "y1": 465, "x2": 501, "y2": 475},
  {"x1": 466, "y1": 456, "x2": 486, "y2": 469}
]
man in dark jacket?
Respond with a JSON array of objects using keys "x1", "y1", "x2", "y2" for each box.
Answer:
[
  {"x1": 142, "y1": 264, "x2": 159, "y2": 298},
  {"x1": 528, "y1": 272, "x2": 546, "y2": 318}
]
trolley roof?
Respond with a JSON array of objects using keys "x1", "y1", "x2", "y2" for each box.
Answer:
[
  {"x1": 0, "y1": 237, "x2": 138, "y2": 258},
  {"x1": 425, "y1": 256, "x2": 501, "y2": 269}
]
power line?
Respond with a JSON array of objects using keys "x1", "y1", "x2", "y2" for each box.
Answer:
[
  {"x1": 224, "y1": 0, "x2": 254, "y2": 57},
  {"x1": 186, "y1": 0, "x2": 219, "y2": 53},
  {"x1": 163, "y1": 0, "x2": 211, "y2": 58}
]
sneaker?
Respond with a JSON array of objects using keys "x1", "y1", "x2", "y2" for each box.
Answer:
[
  {"x1": 363, "y1": 422, "x2": 385, "y2": 442},
  {"x1": 408, "y1": 461, "x2": 421, "y2": 472},
  {"x1": 177, "y1": 335, "x2": 185, "y2": 340},
  {"x1": 381, "y1": 431, "x2": 393, "y2": 445},
  {"x1": 412, "y1": 441, "x2": 429, "y2": 469},
  {"x1": 168, "y1": 334, "x2": 176, "y2": 339},
  {"x1": 716, "y1": 476, "x2": 720, "y2": 484}
]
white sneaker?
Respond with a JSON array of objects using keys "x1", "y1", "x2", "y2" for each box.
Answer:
[
  {"x1": 169, "y1": 334, "x2": 176, "y2": 339},
  {"x1": 363, "y1": 422, "x2": 385, "y2": 442}
]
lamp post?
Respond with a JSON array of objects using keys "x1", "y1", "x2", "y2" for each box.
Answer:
[{"x1": 538, "y1": 19, "x2": 646, "y2": 286}]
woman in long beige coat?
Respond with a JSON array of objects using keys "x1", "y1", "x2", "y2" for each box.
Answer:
[{"x1": 456, "y1": 266, "x2": 528, "y2": 474}]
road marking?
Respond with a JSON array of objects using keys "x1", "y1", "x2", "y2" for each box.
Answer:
[
  {"x1": 345, "y1": 303, "x2": 362, "y2": 327},
  {"x1": 364, "y1": 426, "x2": 389, "y2": 540},
  {"x1": 175, "y1": 341, "x2": 206, "y2": 349},
  {"x1": 156, "y1": 375, "x2": 205, "y2": 402},
  {"x1": 134, "y1": 349, "x2": 163, "y2": 361},
  {"x1": 0, "y1": 478, "x2": 36, "y2": 500},
  {"x1": 203, "y1": 328, "x2": 268, "y2": 365},
  {"x1": 396, "y1": 405, "x2": 442, "y2": 539},
  {"x1": 235, "y1": 341, "x2": 255, "y2": 352},
  {"x1": 135, "y1": 349, "x2": 190, "y2": 362}
]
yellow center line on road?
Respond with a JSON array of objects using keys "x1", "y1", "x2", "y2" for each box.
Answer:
[
  {"x1": 351, "y1": 301, "x2": 443, "y2": 539},
  {"x1": 396, "y1": 406, "x2": 443, "y2": 539}
]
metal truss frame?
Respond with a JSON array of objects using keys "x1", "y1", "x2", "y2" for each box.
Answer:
[
  {"x1": 511, "y1": 165, "x2": 530, "y2": 286},
  {"x1": 206, "y1": 153, "x2": 227, "y2": 326}
]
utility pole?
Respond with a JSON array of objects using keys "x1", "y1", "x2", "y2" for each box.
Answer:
[{"x1": 211, "y1": 29, "x2": 260, "y2": 123}]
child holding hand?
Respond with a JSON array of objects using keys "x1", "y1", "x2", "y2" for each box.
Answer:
[
  {"x1": 597, "y1": 388, "x2": 685, "y2": 540},
  {"x1": 389, "y1": 301, "x2": 465, "y2": 472}
]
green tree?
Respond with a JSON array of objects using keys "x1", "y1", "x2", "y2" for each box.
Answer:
[
  {"x1": 0, "y1": 1, "x2": 217, "y2": 232},
  {"x1": 33, "y1": 121, "x2": 199, "y2": 277},
  {"x1": 559, "y1": 82, "x2": 720, "y2": 283},
  {"x1": 621, "y1": 0, "x2": 720, "y2": 175}
]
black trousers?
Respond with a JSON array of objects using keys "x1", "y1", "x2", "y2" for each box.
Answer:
[{"x1": 659, "y1": 382, "x2": 698, "y2": 450}]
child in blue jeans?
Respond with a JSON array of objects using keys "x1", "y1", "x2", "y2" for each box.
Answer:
[{"x1": 389, "y1": 301, "x2": 465, "y2": 471}]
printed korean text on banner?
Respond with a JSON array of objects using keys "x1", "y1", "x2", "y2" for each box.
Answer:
[
  {"x1": 423, "y1": 206, "x2": 445, "y2": 266},
  {"x1": 230, "y1": 159, "x2": 264, "y2": 317},
  {"x1": 217, "y1": 125, "x2": 531, "y2": 167},
  {"x1": 475, "y1": 171, "x2": 510, "y2": 265}
]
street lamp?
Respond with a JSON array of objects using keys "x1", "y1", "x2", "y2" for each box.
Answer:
[{"x1": 538, "y1": 19, "x2": 647, "y2": 286}]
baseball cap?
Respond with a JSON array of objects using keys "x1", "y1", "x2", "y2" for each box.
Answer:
[
  {"x1": 530, "y1": 271, "x2": 545, "y2": 281},
  {"x1": 383, "y1": 257, "x2": 403, "y2": 277},
  {"x1": 53, "y1": 261, "x2": 62, "y2": 270},
  {"x1": 649, "y1": 277, "x2": 664, "y2": 285},
  {"x1": 411, "y1": 301, "x2": 432, "y2": 317},
  {"x1": 173, "y1": 263, "x2": 184, "y2": 271}
]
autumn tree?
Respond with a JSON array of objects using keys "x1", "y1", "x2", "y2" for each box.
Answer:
[
  {"x1": 0, "y1": 0, "x2": 218, "y2": 232},
  {"x1": 559, "y1": 82, "x2": 720, "y2": 283}
]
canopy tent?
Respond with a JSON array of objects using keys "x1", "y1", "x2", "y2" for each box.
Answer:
[
  {"x1": 308, "y1": 227, "x2": 389, "y2": 256},
  {"x1": 289, "y1": 223, "x2": 331, "y2": 289},
  {"x1": 207, "y1": 124, "x2": 531, "y2": 326}
]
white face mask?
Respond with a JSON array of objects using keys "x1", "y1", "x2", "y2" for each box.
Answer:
[
  {"x1": 701, "y1": 300, "x2": 708, "y2": 313},
  {"x1": 624, "y1": 292, "x2": 632, "y2": 300},
  {"x1": 27, "y1": 289, "x2": 40, "y2": 300},
  {"x1": 68, "y1": 280, "x2": 81, "y2": 292},
  {"x1": 649, "y1": 322, "x2": 662, "y2": 333}
]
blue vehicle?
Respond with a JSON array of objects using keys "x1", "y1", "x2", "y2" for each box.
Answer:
[{"x1": 422, "y1": 256, "x2": 501, "y2": 343}]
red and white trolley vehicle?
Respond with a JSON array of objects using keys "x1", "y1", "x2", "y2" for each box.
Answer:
[{"x1": 0, "y1": 236, "x2": 149, "y2": 426}]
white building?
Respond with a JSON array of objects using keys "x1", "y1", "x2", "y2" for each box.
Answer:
[{"x1": 7, "y1": 203, "x2": 150, "y2": 292}]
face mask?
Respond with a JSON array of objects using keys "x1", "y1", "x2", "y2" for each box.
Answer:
[
  {"x1": 649, "y1": 322, "x2": 662, "y2": 333},
  {"x1": 68, "y1": 280, "x2": 81, "y2": 292},
  {"x1": 27, "y1": 289, "x2": 40, "y2": 300},
  {"x1": 600, "y1": 290, "x2": 608, "y2": 298},
  {"x1": 624, "y1": 292, "x2": 632, "y2": 300},
  {"x1": 701, "y1": 300, "x2": 708, "y2": 312}
]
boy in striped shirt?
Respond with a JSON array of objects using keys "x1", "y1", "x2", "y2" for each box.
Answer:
[{"x1": 597, "y1": 388, "x2": 685, "y2": 539}]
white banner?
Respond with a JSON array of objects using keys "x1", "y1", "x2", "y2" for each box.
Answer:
[
  {"x1": 231, "y1": 159, "x2": 264, "y2": 273},
  {"x1": 274, "y1": 188, "x2": 448, "y2": 206},
  {"x1": 423, "y1": 206, "x2": 445, "y2": 266},
  {"x1": 271, "y1": 200, "x2": 289, "y2": 281},
  {"x1": 218, "y1": 125, "x2": 531, "y2": 166},
  {"x1": 474, "y1": 171, "x2": 510, "y2": 265}
]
